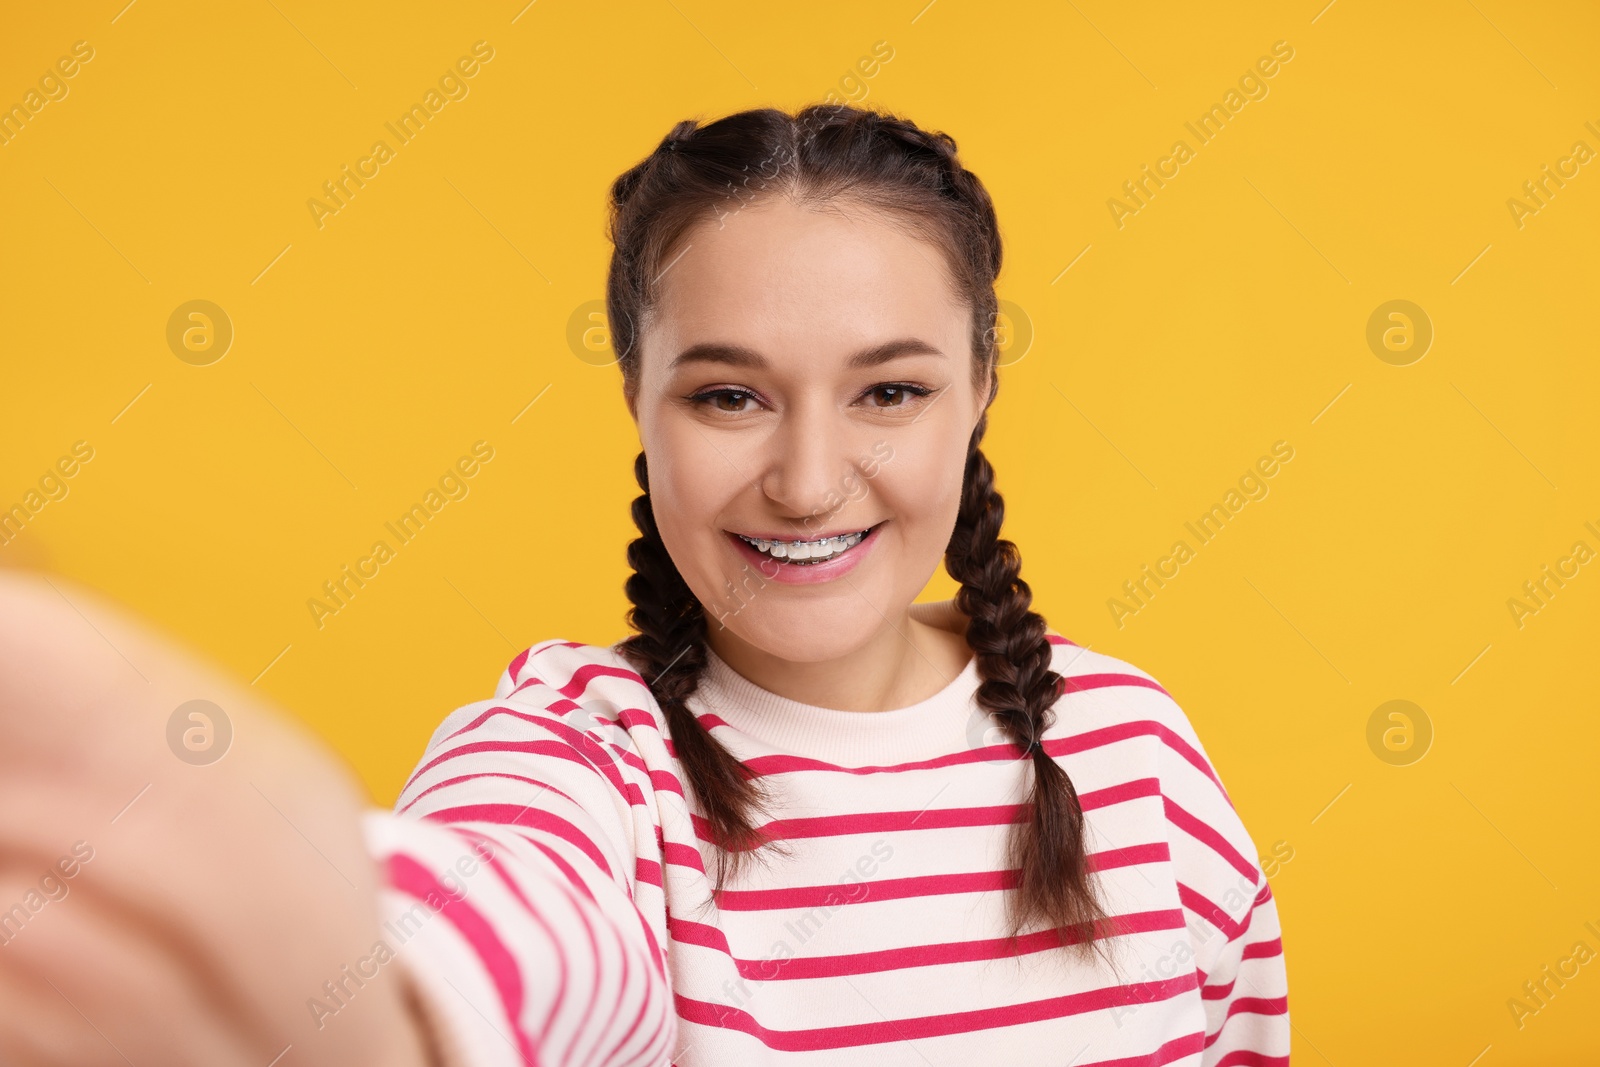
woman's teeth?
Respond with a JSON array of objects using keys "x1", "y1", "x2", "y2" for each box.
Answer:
[{"x1": 736, "y1": 528, "x2": 870, "y2": 565}]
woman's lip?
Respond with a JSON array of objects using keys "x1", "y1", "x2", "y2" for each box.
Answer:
[
  {"x1": 723, "y1": 522, "x2": 883, "y2": 586},
  {"x1": 724, "y1": 522, "x2": 880, "y2": 542}
]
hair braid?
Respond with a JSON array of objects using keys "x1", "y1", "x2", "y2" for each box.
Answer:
[
  {"x1": 616, "y1": 451, "x2": 782, "y2": 894},
  {"x1": 945, "y1": 414, "x2": 1119, "y2": 962}
]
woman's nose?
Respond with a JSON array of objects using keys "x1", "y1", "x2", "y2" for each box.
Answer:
[{"x1": 756, "y1": 404, "x2": 869, "y2": 527}]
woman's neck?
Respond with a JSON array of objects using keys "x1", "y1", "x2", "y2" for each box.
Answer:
[{"x1": 704, "y1": 601, "x2": 973, "y2": 713}]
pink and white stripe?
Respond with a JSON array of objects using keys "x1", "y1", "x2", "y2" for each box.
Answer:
[{"x1": 360, "y1": 633, "x2": 1289, "y2": 1066}]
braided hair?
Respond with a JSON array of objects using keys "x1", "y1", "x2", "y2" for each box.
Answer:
[{"x1": 605, "y1": 104, "x2": 1118, "y2": 960}]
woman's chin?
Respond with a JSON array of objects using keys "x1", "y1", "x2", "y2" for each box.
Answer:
[{"x1": 710, "y1": 608, "x2": 884, "y2": 666}]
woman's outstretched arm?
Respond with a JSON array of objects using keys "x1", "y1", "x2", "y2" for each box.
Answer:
[
  {"x1": 360, "y1": 637, "x2": 679, "y2": 1066},
  {"x1": 0, "y1": 569, "x2": 436, "y2": 1066}
]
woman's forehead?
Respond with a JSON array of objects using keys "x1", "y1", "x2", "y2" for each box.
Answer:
[{"x1": 645, "y1": 200, "x2": 968, "y2": 360}]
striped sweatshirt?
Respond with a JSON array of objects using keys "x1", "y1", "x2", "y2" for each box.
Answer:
[{"x1": 357, "y1": 634, "x2": 1290, "y2": 1066}]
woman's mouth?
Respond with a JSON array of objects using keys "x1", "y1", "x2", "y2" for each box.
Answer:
[
  {"x1": 722, "y1": 521, "x2": 885, "y2": 584},
  {"x1": 731, "y1": 524, "x2": 876, "y2": 564}
]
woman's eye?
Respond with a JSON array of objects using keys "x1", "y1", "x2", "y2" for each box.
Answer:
[
  {"x1": 690, "y1": 384, "x2": 932, "y2": 414},
  {"x1": 865, "y1": 384, "x2": 932, "y2": 408},
  {"x1": 692, "y1": 389, "x2": 757, "y2": 413}
]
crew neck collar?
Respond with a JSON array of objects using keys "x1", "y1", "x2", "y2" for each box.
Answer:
[{"x1": 687, "y1": 643, "x2": 984, "y2": 766}]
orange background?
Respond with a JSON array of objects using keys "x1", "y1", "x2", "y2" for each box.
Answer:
[{"x1": 2, "y1": 1, "x2": 1598, "y2": 1061}]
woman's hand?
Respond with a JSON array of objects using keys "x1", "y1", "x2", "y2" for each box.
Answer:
[{"x1": 0, "y1": 570, "x2": 434, "y2": 1067}]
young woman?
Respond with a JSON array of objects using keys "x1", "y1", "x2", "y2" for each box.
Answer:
[{"x1": 0, "y1": 105, "x2": 1287, "y2": 1066}]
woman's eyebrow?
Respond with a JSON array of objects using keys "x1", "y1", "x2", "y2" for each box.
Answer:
[{"x1": 668, "y1": 337, "x2": 946, "y2": 372}]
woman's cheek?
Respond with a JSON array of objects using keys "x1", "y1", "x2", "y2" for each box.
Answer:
[{"x1": 901, "y1": 468, "x2": 966, "y2": 567}]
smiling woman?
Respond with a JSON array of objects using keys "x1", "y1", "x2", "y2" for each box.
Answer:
[
  {"x1": 0, "y1": 103, "x2": 1287, "y2": 1067},
  {"x1": 356, "y1": 104, "x2": 1288, "y2": 1064}
]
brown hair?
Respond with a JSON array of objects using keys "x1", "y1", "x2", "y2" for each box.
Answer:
[{"x1": 605, "y1": 104, "x2": 1117, "y2": 960}]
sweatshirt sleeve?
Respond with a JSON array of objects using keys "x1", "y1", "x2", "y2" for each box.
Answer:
[
  {"x1": 358, "y1": 641, "x2": 677, "y2": 1067},
  {"x1": 1144, "y1": 677, "x2": 1291, "y2": 1066},
  {"x1": 1196, "y1": 875, "x2": 1289, "y2": 1065}
]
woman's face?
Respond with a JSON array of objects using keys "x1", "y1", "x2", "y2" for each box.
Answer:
[{"x1": 628, "y1": 196, "x2": 990, "y2": 665}]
